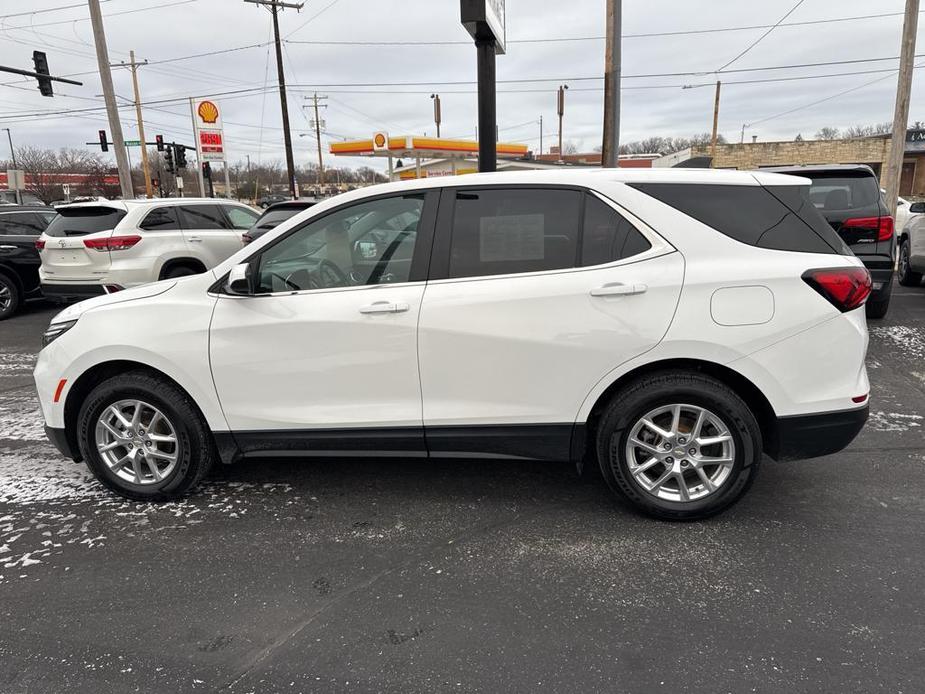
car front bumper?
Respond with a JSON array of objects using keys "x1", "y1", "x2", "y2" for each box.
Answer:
[
  {"x1": 45, "y1": 425, "x2": 80, "y2": 461},
  {"x1": 768, "y1": 405, "x2": 869, "y2": 461}
]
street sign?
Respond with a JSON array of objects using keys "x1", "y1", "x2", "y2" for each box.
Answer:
[
  {"x1": 6, "y1": 169, "x2": 25, "y2": 190},
  {"x1": 176, "y1": 176, "x2": 184, "y2": 189},
  {"x1": 123, "y1": 139, "x2": 141, "y2": 146},
  {"x1": 461, "y1": 0, "x2": 506, "y2": 54}
]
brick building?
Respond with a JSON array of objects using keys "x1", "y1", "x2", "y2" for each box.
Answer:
[{"x1": 690, "y1": 130, "x2": 925, "y2": 197}]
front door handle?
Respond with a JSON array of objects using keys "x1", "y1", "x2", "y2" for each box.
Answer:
[
  {"x1": 590, "y1": 282, "x2": 648, "y2": 297},
  {"x1": 0, "y1": 245, "x2": 17, "y2": 250},
  {"x1": 187, "y1": 236, "x2": 203, "y2": 243},
  {"x1": 359, "y1": 300, "x2": 410, "y2": 314}
]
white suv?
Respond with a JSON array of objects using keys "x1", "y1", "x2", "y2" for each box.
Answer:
[
  {"x1": 34, "y1": 170, "x2": 871, "y2": 520},
  {"x1": 898, "y1": 200, "x2": 925, "y2": 286},
  {"x1": 37, "y1": 198, "x2": 259, "y2": 299}
]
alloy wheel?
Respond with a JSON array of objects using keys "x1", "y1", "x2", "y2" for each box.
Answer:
[
  {"x1": 0, "y1": 282, "x2": 11, "y2": 312},
  {"x1": 624, "y1": 403, "x2": 736, "y2": 503},
  {"x1": 900, "y1": 243, "x2": 909, "y2": 276},
  {"x1": 94, "y1": 399, "x2": 179, "y2": 485}
]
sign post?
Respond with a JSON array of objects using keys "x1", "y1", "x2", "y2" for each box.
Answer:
[
  {"x1": 461, "y1": 0, "x2": 505, "y2": 173},
  {"x1": 190, "y1": 97, "x2": 227, "y2": 198}
]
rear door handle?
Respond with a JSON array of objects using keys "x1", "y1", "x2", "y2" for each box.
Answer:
[
  {"x1": 187, "y1": 236, "x2": 203, "y2": 243},
  {"x1": 359, "y1": 300, "x2": 410, "y2": 314},
  {"x1": 590, "y1": 282, "x2": 648, "y2": 297},
  {"x1": 0, "y1": 245, "x2": 17, "y2": 250}
]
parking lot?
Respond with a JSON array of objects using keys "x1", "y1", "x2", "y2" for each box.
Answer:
[{"x1": 0, "y1": 285, "x2": 922, "y2": 693}]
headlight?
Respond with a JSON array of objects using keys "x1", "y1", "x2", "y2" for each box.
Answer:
[{"x1": 42, "y1": 319, "x2": 78, "y2": 347}]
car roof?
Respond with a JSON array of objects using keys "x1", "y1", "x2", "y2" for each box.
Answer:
[
  {"x1": 54, "y1": 197, "x2": 250, "y2": 211},
  {"x1": 762, "y1": 164, "x2": 877, "y2": 176},
  {"x1": 0, "y1": 205, "x2": 55, "y2": 213},
  {"x1": 263, "y1": 200, "x2": 317, "y2": 211}
]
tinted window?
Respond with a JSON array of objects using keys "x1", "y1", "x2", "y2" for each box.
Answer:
[
  {"x1": 224, "y1": 206, "x2": 259, "y2": 229},
  {"x1": 766, "y1": 186, "x2": 851, "y2": 255},
  {"x1": 139, "y1": 206, "x2": 181, "y2": 231},
  {"x1": 179, "y1": 205, "x2": 231, "y2": 230},
  {"x1": 44, "y1": 207, "x2": 127, "y2": 237},
  {"x1": 253, "y1": 207, "x2": 309, "y2": 231},
  {"x1": 255, "y1": 195, "x2": 423, "y2": 293},
  {"x1": 629, "y1": 183, "x2": 839, "y2": 255},
  {"x1": 581, "y1": 195, "x2": 651, "y2": 266},
  {"x1": 448, "y1": 188, "x2": 581, "y2": 279},
  {"x1": 804, "y1": 175, "x2": 881, "y2": 212},
  {"x1": 0, "y1": 213, "x2": 41, "y2": 235}
]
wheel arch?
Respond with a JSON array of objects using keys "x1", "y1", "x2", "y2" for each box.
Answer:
[
  {"x1": 63, "y1": 359, "x2": 222, "y2": 464},
  {"x1": 158, "y1": 257, "x2": 207, "y2": 280},
  {"x1": 0, "y1": 263, "x2": 23, "y2": 292},
  {"x1": 578, "y1": 358, "x2": 778, "y2": 467}
]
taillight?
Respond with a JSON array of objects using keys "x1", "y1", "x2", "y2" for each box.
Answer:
[
  {"x1": 802, "y1": 267, "x2": 872, "y2": 312},
  {"x1": 34, "y1": 239, "x2": 45, "y2": 250},
  {"x1": 841, "y1": 216, "x2": 894, "y2": 242},
  {"x1": 83, "y1": 235, "x2": 142, "y2": 252}
]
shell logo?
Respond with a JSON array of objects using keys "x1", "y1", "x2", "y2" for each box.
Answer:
[
  {"x1": 372, "y1": 131, "x2": 389, "y2": 151},
  {"x1": 373, "y1": 133, "x2": 387, "y2": 148},
  {"x1": 197, "y1": 100, "x2": 220, "y2": 124}
]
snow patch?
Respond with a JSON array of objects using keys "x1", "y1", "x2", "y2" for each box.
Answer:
[
  {"x1": 0, "y1": 393, "x2": 46, "y2": 441},
  {"x1": 870, "y1": 325, "x2": 925, "y2": 361},
  {"x1": 867, "y1": 411, "x2": 923, "y2": 432},
  {"x1": 0, "y1": 353, "x2": 35, "y2": 373}
]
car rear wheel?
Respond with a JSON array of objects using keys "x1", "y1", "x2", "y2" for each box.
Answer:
[
  {"x1": 898, "y1": 239, "x2": 923, "y2": 287},
  {"x1": 76, "y1": 371, "x2": 215, "y2": 501},
  {"x1": 596, "y1": 371, "x2": 762, "y2": 521},
  {"x1": 0, "y1": 272, "x2": 20, "y2": 320}
]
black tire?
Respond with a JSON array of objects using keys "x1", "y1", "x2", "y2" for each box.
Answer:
[
  {"x1": 163, "y1": 265, "x2": 199, "y2": 279},
  {"x1": 0, "y1": 271, "x2": 21, "y2": 320},
  {"x1": 865, "y1": 279, "x2": 892, "y2": 320},
  {"x1": 897, "y1": 239, "x2": 923, "y2": 287},
  {"x1": 595, "y1": 371, "x2": 762, "y2": 521},
  {"x1": 76, "y1": 371, "x2": 215, "y2": 501}
]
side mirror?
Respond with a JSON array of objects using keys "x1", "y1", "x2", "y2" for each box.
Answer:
[
  {"x1": 910, "y1": 202, "x2": 925, "y2": 214},
  {"x1": 225, "y1": 262, "x2": 254, "y2": 295}
]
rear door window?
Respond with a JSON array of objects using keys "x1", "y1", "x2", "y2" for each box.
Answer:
[
  {"x1": 581, "y1": 195, "x2": 651, "y2": 266},
  {"x1": 629, "y1": 183, "x2": 841, "y2": 254},
  {"x1": 223, "y1": 206, "x2": 259, "y2": 230},
  {"x1": 447, "y1": 188, "x2": 581, "y2": 279},
  {"x1": 43, "y1": 207, "x2": 127, "y2": 237},
  {"x1": 179, "y1": 205, "x2": 231, "y2": 230},
  {"x1": 139, "y1": 206, "x2": 181, "y2": 231}
]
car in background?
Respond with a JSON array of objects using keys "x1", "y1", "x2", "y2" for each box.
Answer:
[
  {"x1": 256, "y1": 193, "x2": 289, "y2": 209},
  {"x1": 36, "y1": 198, "x2": 258, "y2": 300},
  {"x1": 898, "y1": 200, "x2": 925, "y2": 286},
  {"x1": 0, "y1": 206, "x2": 57, "y2": 319},
  {"x1": 896, "y1": 197, "x2": 915, "y2": 234},
  {"x1": 0, "y1": 190, "x2": 46, "y2": 206},
  {"x1": 243, "y1": 199, "x2": 318, "y2": 244},
  {"x1": 768, "y1": 165, "x2": 895, "y2": 319},
  {"x1": 36, "y1": 169, "x2": 871, "y2": 520}
]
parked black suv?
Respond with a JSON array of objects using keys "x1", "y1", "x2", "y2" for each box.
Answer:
[
  {"x1": 768, "y1": 165, "x2": 895, "y2": 318},
  {"x1": 0, "y1": 206, "x2": 57, "y2": 319}
]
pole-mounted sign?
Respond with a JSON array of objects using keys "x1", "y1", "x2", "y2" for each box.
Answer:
[{"x1": 460, "y1": 0, "x2": 506, "y2": 172}]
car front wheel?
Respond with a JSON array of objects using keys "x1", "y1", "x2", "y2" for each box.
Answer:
[
  {"x1": 898, "y1": 239, "x2": 923, "y2": 287},
  {"x1": 596, "y1": 371, "x2": 762, "y2": 520},
  {"x1": 0, "y1": 272, "x2": 20, "y2": 320},
  {"x1": 76, "y1": 371, "x2": 215, "y2": 501}
]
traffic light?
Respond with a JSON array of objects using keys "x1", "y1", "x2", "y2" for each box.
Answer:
[
  {"x1": 155, "y1": 135, "x2": 164, "y2": 152},
  {"x1": 201, "y1": 161, "x2": 211, "y2": 178},
  {"x1": 98, "y1": 129, "x2": 108, "y2": 152},
  {"x1": 175, "y1": 145, "x2": 187, "y2": 169},
  {"x1": 32, "y1": 51, "x2": 53, "y2": 97},
  {"x1": 164, "y1": 145, "x2": 174, "y2": 174}
]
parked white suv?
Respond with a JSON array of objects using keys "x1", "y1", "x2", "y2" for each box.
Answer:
[
  {"x1": 898, "y1": 200, "x2": 925, "y2": 286},
  {"x1": 37, "y1": 198, "x2": 258, "y2": 299},
  {"x1": 34, "y1": 170, "x2": 871, "y2": 520}
]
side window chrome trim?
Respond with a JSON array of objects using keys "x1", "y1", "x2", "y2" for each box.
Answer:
[{"x1": 209, "y1": 279, "x2": 426, "y2": 299}]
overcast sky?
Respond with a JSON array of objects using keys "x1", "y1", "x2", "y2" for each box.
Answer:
[{"x1": 0, "y1": 0, "x2": 922, "y2": 171}]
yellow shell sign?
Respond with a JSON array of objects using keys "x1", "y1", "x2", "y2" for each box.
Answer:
[{"x1": 197, "y1": 100, "x2": 220, "y2": 124}]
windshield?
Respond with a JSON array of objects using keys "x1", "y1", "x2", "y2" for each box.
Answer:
[{"x1": 44, "y1": 207, "x2": 126, "y2": 237}]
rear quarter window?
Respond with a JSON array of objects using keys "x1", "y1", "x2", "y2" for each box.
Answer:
[
  {"x1": 628, "y1": 183, "x2": 843, "y2": 255},
  {"x1": 43, "y1": 207, "x2": 127, "y2": 237}
]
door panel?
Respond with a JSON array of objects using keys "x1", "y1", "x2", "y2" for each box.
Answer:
[
  {"x1": 418, "y1": 252, "x2": 684, "y2": 427},
  {"x1": 210, "y1": 284, "x2": 426, "y2": 432},
  {"x1": 178, "y1": 204, "x2": 243, "y2": 269}
]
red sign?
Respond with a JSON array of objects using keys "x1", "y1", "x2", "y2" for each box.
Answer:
[{"x1": 199, "y1": 130, "x2": 224, "y2": 153}]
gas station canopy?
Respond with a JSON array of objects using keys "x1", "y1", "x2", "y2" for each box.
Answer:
[{"x1": 330, "y1": 134, "x2": 528, "y2": 160}]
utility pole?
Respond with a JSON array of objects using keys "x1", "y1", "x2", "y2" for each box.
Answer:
[
  {"x1": 601, "y1": 0, "x2": 621, "y2": 167},
  {"x1": 88, "y1": 0, "x2": 133, "y2": 200},
  {"x1": 557, "y1": 84, "x2": 568, "y2": 159},
  {"x1": 884, "y1": 0, "x2": 920, "y2": 218},
  {"x1": 126, "y1": 51, "x2": 153, "y2": 198},
  {"x1": 245, "y1": 0, "x2": 303, "y2": 198},
  {"x1": 431, "y1": 94, "x2": 442, "y2": 138},
  {"x1": 539, "y1": 115, "x2": 543, "y2": 156},
  {"x1": 312, "y1": 92, "x2": 327, "y2": 186},
  {"x1": 2, "y1": 128, "x2": 20, "y2": 204},
  {"x1": 710, "y1": 80, "x2": 722, "y2": 168}
]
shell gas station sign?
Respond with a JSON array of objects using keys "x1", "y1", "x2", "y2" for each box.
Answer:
[{"x1": 191, "y1": 98, "x2": 226, "y2": 162}]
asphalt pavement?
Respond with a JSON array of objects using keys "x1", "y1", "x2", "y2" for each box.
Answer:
[{"x1": 1, "y1": 286, "x2": 924, "y2": 693}]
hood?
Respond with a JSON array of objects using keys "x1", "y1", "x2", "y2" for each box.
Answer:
[{"x1": 50, "y1": 280, "x2": 177, "y2": 324}]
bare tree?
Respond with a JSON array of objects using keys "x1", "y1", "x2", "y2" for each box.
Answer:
[{"x1": 815, "y1": 127, "x2": 841, "y2": 140}]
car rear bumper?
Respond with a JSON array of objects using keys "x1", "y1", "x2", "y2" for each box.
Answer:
[
  {"x1": 768, "y1": 405, "x2": 868, "y2": 461},
  {"x1": 855, "y1": 254, "x2": 894, "y2": 295},
  {"x1": 40, "y1": 283, "x2": 109, "y2": 299}
]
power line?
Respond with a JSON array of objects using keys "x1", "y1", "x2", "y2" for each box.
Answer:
[
  {"x1": 0, "y1": 1, "x2": 115, "y2": 20},
  {"x1": 0, "y1": 0, "x2": 194, "y2": 29},
  {"x1": 716, "y1": 0, "x2": 807, "y2": 71}
]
